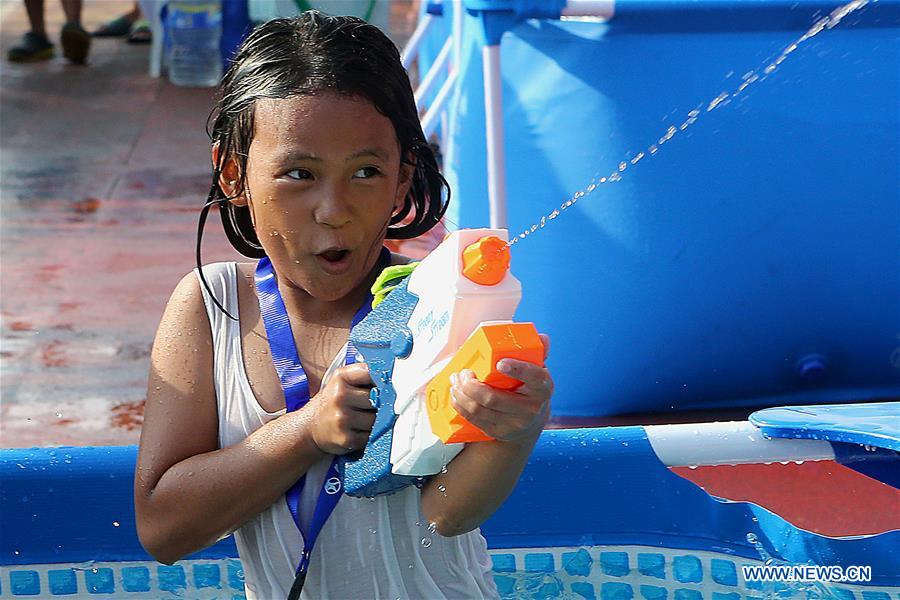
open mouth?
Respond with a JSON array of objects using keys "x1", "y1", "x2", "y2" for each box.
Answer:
[
  {"x1": 318, "y1": 249, "x2": 349, "y2": 263},
  {"x1": 315, "y1": 248, "x2": 353, "y2": 275}
]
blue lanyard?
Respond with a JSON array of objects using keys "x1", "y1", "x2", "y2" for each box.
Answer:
[{"x1": 254, "y1": 248, "x2": 388, "y2": 583}]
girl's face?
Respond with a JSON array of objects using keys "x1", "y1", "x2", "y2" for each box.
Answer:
[{"x1": 227, "y1": 92, "x2": 412, "y2": 303}]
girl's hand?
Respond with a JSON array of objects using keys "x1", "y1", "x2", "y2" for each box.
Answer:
[
  {"x1": 305, "y1": 363, "x2": 377, "y2": 455},
  {"x1": 449, "y1": 334, "x2": 553, "y2": 442}
]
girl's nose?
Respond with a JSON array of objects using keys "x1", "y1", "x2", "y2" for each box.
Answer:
[{"x1": 313, "y1": 184, "x2": 352, "y2": 229}]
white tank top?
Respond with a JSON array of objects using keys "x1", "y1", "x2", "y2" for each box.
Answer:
[{"x1": 196, "y1": 263, "x2": 498, "y2": 600}]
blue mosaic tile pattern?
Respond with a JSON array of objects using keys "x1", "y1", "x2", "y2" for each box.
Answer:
[
  {"x1": 601, "y1": 552, "x2": 630, "y2": 577},
  {"x1": 1, "y1": 547, "x2": 897, "y2": 599},
  {"x1": 47, "y1": 570, "x2": 76, "y2": 596},
  {"x1": 639, "y1": 553, "x2": 667, "y2": 579},
  {"x1": 711, "y1": 559, "x2": 738, "y2": 586}
]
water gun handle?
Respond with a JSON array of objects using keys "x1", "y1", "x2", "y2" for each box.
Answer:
[{"x1": 425, "y1": 322, "x2": 544, "y2": 443}]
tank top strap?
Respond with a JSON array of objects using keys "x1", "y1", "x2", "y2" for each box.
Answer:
[{"x1": 195, "y1": 261, "x2": 240, "y2": 344}]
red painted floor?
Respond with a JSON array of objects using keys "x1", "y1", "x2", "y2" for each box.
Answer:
[{"x1": 0, "y1": 1, "x2": 424, "y2": 448}]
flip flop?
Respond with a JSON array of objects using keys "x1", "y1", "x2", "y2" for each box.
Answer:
[
  {"x1": 7, "y1": 31, "x2": 54, "y2": 62},
  {"x1": 61, "y1": 22, "x2": 90, "y2": 64},
  {"x1": 126, "y1": 20, "x2": 152, "y2": 44},
  {"x1": 92, "y1": 15, "x2": 132, "y2": 37}
]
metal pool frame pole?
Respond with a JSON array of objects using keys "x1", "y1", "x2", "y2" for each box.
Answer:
[
  {"x1": 483, "y1": 43, "x2": 507, "y2": 229},
  {"x1": 471, "y1": 0, "x2": 615, "y2": 229},
  {"x1": 405, "y1": 2, "x2": 459, "y2": 141}
]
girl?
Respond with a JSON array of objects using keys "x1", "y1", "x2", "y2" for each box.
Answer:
[{"x1": 135, "y1": 11, "x2": 553, "y2": 599}]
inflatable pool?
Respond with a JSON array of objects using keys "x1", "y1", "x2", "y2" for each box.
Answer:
[{"x1": 1, "y1": 407, "x2": 898, "y2": 597}]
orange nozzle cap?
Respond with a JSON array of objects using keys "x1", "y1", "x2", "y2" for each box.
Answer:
[{"x1": 461, "y1": 236, "x2": 510, "y2": 286}]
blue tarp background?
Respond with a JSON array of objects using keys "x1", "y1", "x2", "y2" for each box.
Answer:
[{"x1": 439, "y1": 1, "x2": 900, "y2": 417}]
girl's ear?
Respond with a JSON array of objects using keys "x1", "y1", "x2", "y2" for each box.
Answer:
[
  {"x1": 212, "y1": 142, "x2": 248, "y2": 207},
  {"x1": 394, "y1": 156, "x2": 416, "y2": 213}
]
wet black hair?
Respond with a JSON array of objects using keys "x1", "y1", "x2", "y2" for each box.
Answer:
[{"x1": 196, "y1": 11, "x2": 450, "y2": 318}]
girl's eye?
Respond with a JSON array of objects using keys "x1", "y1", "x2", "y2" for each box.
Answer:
[
  {"x1": 285, "y1": 169, "x2": 313, "y2": 181},
  {"x1": 354, "y1": 166, "x2": 382, "y2": 179}
]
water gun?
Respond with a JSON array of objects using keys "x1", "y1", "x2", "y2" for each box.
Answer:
[{"x1": 338, "y1": 229, "x2": 544, "y2": 497}]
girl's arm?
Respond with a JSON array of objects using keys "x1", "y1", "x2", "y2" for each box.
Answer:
[
  {"x1": 135, "y1": 273, "x2": 374, "y2": 564},
  {"x1": 419, "y1": 338, "x2": 553, "y2": 537}
]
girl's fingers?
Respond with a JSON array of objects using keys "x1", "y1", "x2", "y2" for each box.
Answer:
[
  {"x1": 538, "y1": 333, "x2": 551, "y2": 360},
  {"x1": 343, "y1": 387, "x2": 378, "y2": 411},
  {"x1": 455, "y1": 370, "x2": 545, "y2": 417},
  {"x1": 336, "y1": 362, "x2": 374, "y2": 388},
  {"x1": 495, "y1": 359, "x2": 555, "y2": 399},
  {"x1": 449, "y1": 375, "x2": 503, "y2": 432},
  {"x1": 345, "y1": 407, "x2": 376, "y2": 433}
]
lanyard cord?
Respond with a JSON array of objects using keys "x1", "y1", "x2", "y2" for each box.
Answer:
[{"x1": 254, "y1": 248, "x2": 389, "y2": 599}]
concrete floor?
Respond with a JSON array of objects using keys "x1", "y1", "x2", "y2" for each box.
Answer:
[{"x1": 0, "y1": 1, "x2": 422, "y2": 447}]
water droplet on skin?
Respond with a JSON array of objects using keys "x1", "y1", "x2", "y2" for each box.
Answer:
[
  {"x1": 438, "y1": 485, "x2": 446, "y2": 493},
  {"x1": 440, "y1": 465, "x2": 448, "y2": 474},
  {"x1": 55, "y1": 412, "x2": 62, "y2": 418},
  {"x1": 428, "y1": 521, "x2": 437, "y2": 534}
]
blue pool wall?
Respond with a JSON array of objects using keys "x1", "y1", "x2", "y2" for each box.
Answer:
[
  {"x1": 1, "y1": 434, "x2": 898, "y2": 589},
  {"x1": 438, "y1": 0, "x2": 900, "y2": 417}
]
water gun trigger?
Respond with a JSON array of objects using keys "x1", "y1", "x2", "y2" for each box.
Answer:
[{"x1": 425, "y1": 321, "x2": 544, "y2": 444}]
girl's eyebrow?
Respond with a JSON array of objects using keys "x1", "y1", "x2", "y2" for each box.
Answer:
[
  {"x1": 276, "y1": 148, "x2": 390, "y2": 164},
  {"x1": 346, "y1": 148, "x2": 389, "y2": 162}
]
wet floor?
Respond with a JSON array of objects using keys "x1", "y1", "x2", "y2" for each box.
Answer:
[
  {"x1": 0, "y1": 1, "x2": 428, "y2": 448},
  {"x1": 0, "y1": 1, "x2": 257, "y2": 447}
]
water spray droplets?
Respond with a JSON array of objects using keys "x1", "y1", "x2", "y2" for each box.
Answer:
[{"x1": 507, "y1": 0, "x2": 867, "y2": 246}]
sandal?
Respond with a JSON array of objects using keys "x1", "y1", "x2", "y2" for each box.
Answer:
[
  {"x1": 7, "y1": 31, "x2": 54, "y2": 62},
  {"x1": 61, "y1": 21, "x2": 91, "y2": 64},
  {"x1": 126, "y1": 20, "x2": 152, "y2": 44},
  {"x1": 92, "y1": 15, "x2": 133, "y2": 37}
]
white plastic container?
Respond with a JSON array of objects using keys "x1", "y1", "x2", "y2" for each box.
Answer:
[
  {"x1": 166, "y1": 0, "x2": 222, "y2": 87},
  {"x1": 389, "y1": 228, "x2": 523, "y2": 476}
]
